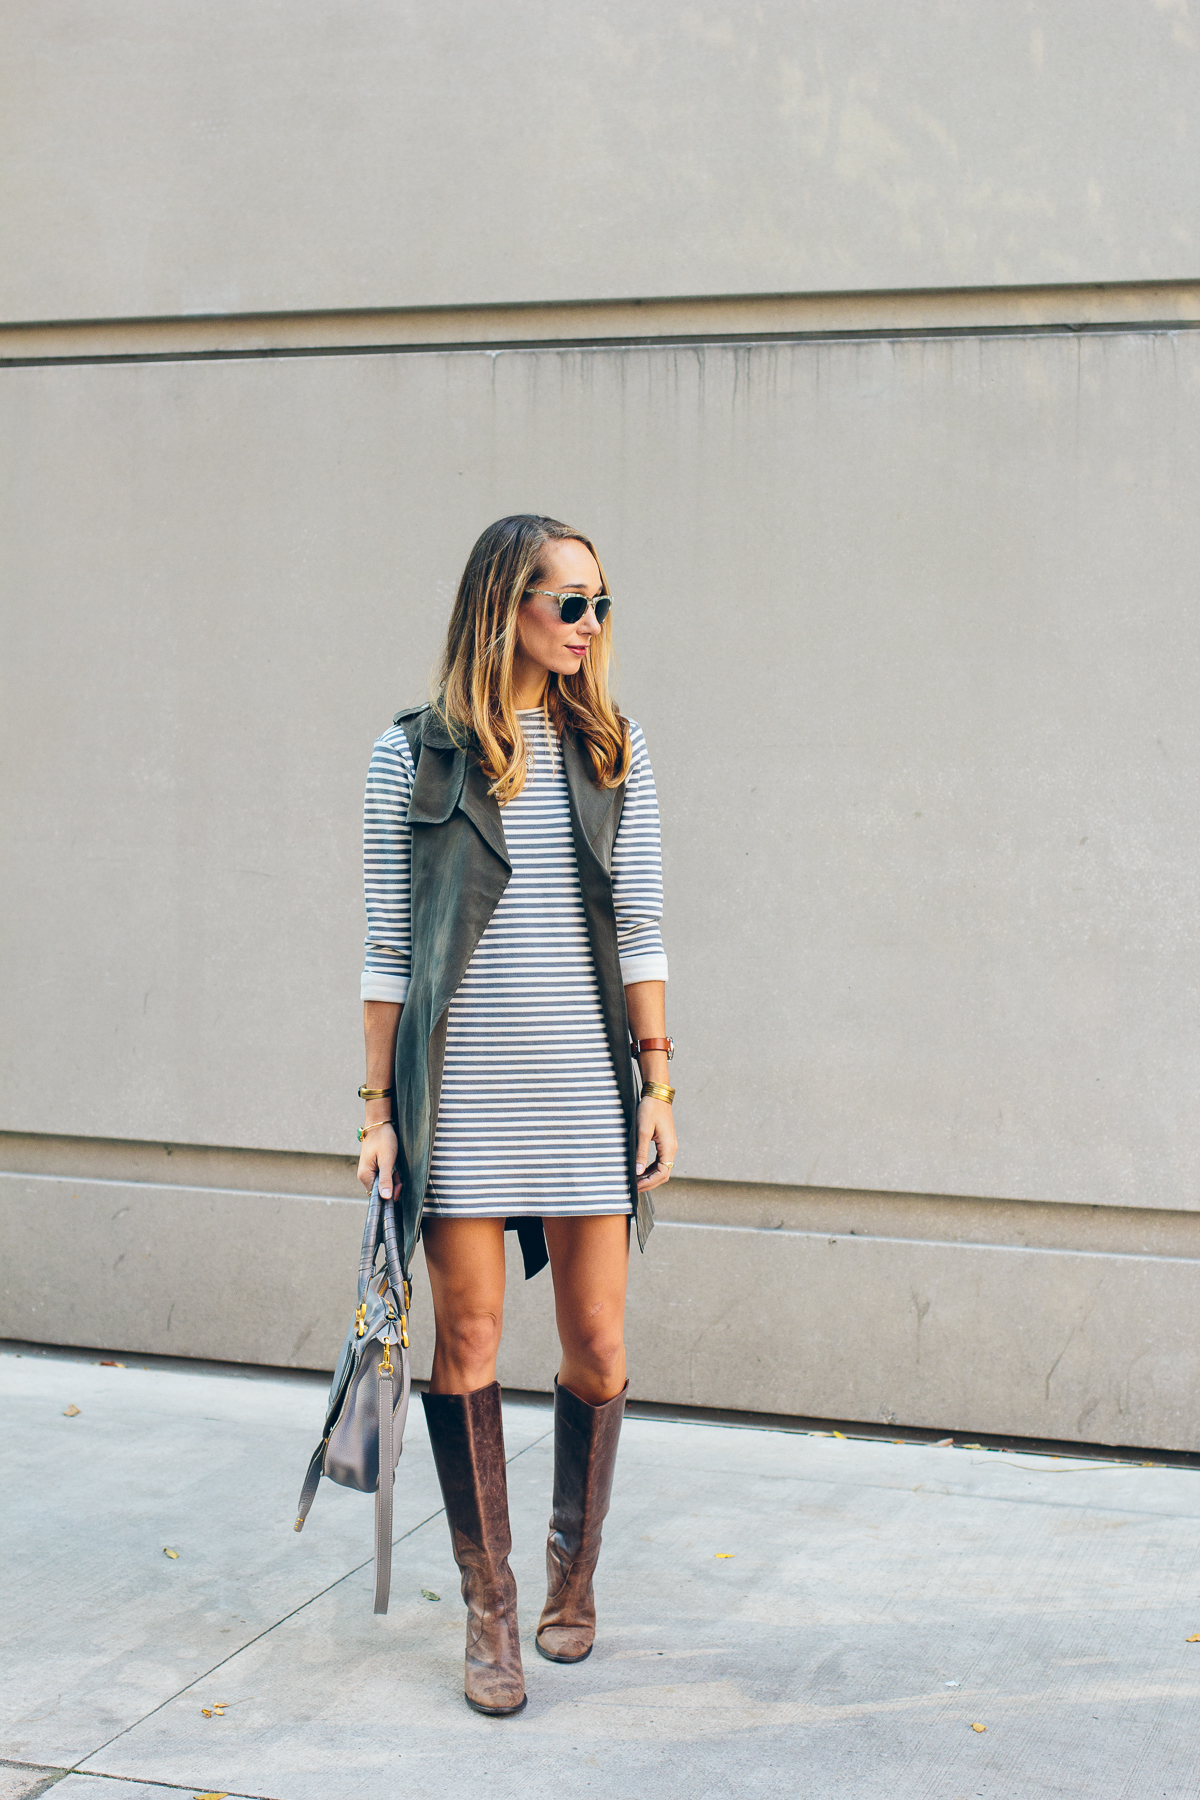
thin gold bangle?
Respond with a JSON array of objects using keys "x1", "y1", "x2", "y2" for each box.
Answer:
[
  {"x1": 641, "y1": 1081, "x2": 676, "y2": 1104},
  {"x1": 357, "y1": 1118, "x2": 395, "y2": 1143}
]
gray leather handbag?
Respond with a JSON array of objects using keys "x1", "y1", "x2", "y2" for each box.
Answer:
[{"x1": 294, "y1": 1177, "x2": 412, "y2": 1613}]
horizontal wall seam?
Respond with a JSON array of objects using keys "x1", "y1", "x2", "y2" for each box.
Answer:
[
  {"x1": 2, "y1": 1141, "x2": 1194, "y2": 1222},
  {"x1": 4, "y1": 317, "x2": 1200, "y2": 370},
  {"x1": 8, "y1": 278, "x2": 1198, "y2": 329},
  {"x1": 7, "y1": 1172, "x2": 1196, "y2": 1265},
  {"x1": 0, "y1": 1168, "x2": 363, "y2": 1206},
  {"x1": 651, "y1": 1219, "x2": 1200, "y2": 1267},
  {"x1": 4, "y1": 278, "x2": 1199, "y2": 359}
]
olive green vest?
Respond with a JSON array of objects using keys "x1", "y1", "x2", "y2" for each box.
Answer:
[{"x1": 391, "y1": 704, "x2": 654, "y2": 1279}]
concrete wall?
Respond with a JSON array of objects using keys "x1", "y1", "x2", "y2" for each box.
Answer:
[
  {"x1": 5, "y1": 331, "x2": 1199, "y2": 1204},
  {"x1": 3, "y1": 1, "x2": 1199, "y2": 1447},
  {"x1": 5, "y1": 1138, "x2": 1200, "y2": 1451},
  {"x1": 4, "y1": 1, "x2": 1197, "y2": 319}
]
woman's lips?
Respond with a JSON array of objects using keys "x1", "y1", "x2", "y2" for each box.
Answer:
[{"x1": 567, "y1": 645, "x2": 588, "y2": 657}]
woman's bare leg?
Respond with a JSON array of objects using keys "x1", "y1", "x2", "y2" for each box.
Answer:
[
  {"x1": 422, "y1": 1216, "x2": 508, "y2": 1394},
  {"x1": 542, "y1": 1214, "x2": 630, "y2": 1403}
]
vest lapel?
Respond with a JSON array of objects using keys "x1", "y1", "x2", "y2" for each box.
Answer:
[
  {"x1": 562, "y1": 730, "x2": 624, "y2": 872},
  {"x1": 458, "y1": 756, "x2": 512, "y2": 869},
  {"x1": 405, "y1": 712, "x2": 510, "y2": 868},
  {"x1": 407, "y1": 743, "x2": 466, "y2": 824}
]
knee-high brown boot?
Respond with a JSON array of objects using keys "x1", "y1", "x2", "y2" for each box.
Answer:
[
  {"x1": 422, "y1": 1382, "x2": 526, "y2": 1716},
  {"x1": 536, "y1": 1378, "x2": 628, "y2": 1664}
]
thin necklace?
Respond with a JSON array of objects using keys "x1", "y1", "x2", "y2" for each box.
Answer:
[{"x1": 523, "y1": 707, "x2": 556, "y2": 780}]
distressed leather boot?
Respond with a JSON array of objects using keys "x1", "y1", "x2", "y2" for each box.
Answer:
[
  {"x1": 422, "y1": 1383, "x2": 526, "y2": 1716},
  {"x1": 536, "y1": 1378, "x2": 628, "y2": 1664}
]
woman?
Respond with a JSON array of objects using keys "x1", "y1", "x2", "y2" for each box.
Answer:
[{"x1": 355, "y1": 515, "x2": 676, "y2": 1717}]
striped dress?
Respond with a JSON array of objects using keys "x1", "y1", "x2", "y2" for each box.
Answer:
[{"x1": 361, "y1": 709, "x2": 668, "y2": 1218}]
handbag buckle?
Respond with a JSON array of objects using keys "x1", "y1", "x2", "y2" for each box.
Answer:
[
  {"x1": 354, "y1": 1302, "x2": 367, "y2": 1339},
  {"x1": 379, "y1": 1336, "x2": 394, "y2": 1376}
]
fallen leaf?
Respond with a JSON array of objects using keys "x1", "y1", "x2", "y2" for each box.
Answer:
[
  {"x1": 934, "y1": 1438, "x2": 954, "y2": 1447},
  {"x1": 1186, "y1": 1634, "x2": 1200, "y2": 1643},
  {"x1": 62, "y1": 1404, "x2": 81, "y2": 1417},
  {"x1": 99, "y1": 1360, "x2": 126, "y2": 1368},
  {"x1": 421, "y1": 1588, "x2": 441, "y2": 1601},
  {"x1": 714, "y1": 1553, "x2": 735, "y2": 1559},
  {"x1": 193, "y1": 1792, "x2": 229, "y2": 1798},
  {"x1": 163, "y1": 1547, "x2": 180, "y2": 1560},
  {"x1": 832, "y1": 1431, "x2": 847, "y2": 1439},
  {"x1": 200, "y1": 1703, "x2": 228, "y2": 1718},
  {"x1": 971, "y1": 1722, "x2": 987, "y2": 1733}
]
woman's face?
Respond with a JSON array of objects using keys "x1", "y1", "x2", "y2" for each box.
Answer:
[{"x1": 513, "y1": 537, "x2": 605, "y2": 689}]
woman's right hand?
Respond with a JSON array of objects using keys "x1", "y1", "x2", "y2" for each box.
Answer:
[{"x1": 357, "y1": 1124, "x2": 400, "y2": 1200}]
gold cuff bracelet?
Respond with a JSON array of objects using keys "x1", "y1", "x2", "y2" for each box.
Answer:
[{"x1": 641, "y1": 1081, "x2": 676, "y2": 1103}]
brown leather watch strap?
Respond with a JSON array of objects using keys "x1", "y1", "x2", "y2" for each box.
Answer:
[{"x1": 631, "y1": 1036, "x2": 674, "y2": 1059}]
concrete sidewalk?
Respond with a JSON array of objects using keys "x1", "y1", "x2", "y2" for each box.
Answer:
[{"x1": 3, "y1": 1348, "x2": 1199, "y2": 1800}]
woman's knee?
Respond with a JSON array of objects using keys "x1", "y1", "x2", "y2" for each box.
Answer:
[
  {"x1": 435, "y1": 1307, "x2": 503, "y2": 1370},
  {"x1": 563, "y1": 1322, "x2": 625, "y2": 1383}
]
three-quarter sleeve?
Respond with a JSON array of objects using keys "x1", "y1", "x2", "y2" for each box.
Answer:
[
  {"x1": 361, "y1": 726, "x2": 416, "y2": 1003},
  {"x1": 611, "y1": 720, "x2": 669, "y2": 984}
]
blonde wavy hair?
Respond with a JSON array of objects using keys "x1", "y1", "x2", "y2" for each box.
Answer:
[{"x1": 434, "y1": 515, "x2": 631, "y2": 805}]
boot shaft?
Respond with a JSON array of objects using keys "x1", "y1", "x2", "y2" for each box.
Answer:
[
  {"x1": 550, "y1": 1378, "x2": 629, "y2": 1549},
  {"x1": 422, "y1": 1381, "x2": 513, "y2": 1563}
]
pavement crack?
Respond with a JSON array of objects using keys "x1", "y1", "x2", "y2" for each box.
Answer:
[
  {"x1": 69, "y1": 1427, "x2": 551, "y2": 1775},
  {"x1": 69, "y1": 1499, "x2": 451, "y2": 1775},
  {"x1": 51, "y1": 1773, "x2": 278, "y2": 1799},
  {"x1": 506, "y1": 1426, "x2": 554, "y2": 1456}
]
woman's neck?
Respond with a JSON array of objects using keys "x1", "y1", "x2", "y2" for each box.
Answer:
[{"x1": 511, "y1": 660, "x2": 549, "y2": 711}]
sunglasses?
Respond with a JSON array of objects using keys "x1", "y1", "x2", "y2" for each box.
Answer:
[{"x1": 525, "y1": 589, "x2": 613, "y2": 626}]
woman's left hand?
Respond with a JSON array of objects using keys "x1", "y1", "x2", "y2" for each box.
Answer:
[{"x1": 635, "y1": 1097, "x2": 678, "y2": 1191}]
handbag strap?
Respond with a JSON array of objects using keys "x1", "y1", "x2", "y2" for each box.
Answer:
[
  {"x1": 358, "y1": 1179, "x2": 383, "y2": 1302},
  {"x1": 293, "y1": 1442, "x2": 325, "y2": 1532},
  {"x1": 381, "y1": 1194, "x2": 410, "y2": 1303},
  {"x1": 373, "y1": 1341, "x2": 396, "y2": 1613}
]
